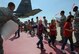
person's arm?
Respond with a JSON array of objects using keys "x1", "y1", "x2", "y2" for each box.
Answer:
[
  {"x1": 8, "y1": 10, "x2": 22, "y2": 25},
  {"x1": 65, "y1": 29, "x2": 73, "y2": 32},
  {"x1": 11, "y1": 16, "x2": 21, "y2": 25}
]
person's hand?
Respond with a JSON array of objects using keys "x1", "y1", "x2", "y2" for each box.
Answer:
[{"x1": 74, "y1": 29, "x2": 78, "y2": 33}]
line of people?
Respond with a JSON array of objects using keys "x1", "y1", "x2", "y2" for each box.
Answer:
[
  {"x1": 34, "y1": 15, "x2": 78, "y2": 54},
  {"x1": 21, "y1": 14, "x2": 78, "y2": 54}
]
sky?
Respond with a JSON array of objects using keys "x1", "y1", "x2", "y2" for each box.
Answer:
[{"x1": 0, "y1": 0, "x2": 79, "y2": 23}]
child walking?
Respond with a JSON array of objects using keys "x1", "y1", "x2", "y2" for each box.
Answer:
[{"x1": 48, "y1": 19, "x2": 57, "y2": 47}]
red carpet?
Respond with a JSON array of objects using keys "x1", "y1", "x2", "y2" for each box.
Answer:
[{"x1": 3, "y1": 32, "x2": 79, "y2": 54}]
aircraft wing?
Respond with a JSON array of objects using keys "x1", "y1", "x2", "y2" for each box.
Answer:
[
  {"x1": 15, "y1": 0, "x2": 42, "y2": 18},
  {"x1": 24, "y1": 9, "x2": 42, "y2": 17},
  {"x1": 15, "y1": 0, "x2": 32, "y2": 14}
]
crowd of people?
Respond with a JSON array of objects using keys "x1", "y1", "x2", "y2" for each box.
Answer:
[{"x1": 0, "y1": 2, "x2": 79, "y2": 54}]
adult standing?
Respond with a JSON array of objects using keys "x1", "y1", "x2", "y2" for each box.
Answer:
[
  {"x1": 43, "y1": 16, "x2": 48, "y2": 39},
  {"x1": 59, "y1": 10, "x2": 66, "y2": 43},
  {"x1": 73, "y1": 6, "x2": 79, "y2": 47},
  {"x1": 0, "y1": 2, "x2": 20, "y2": 54}
]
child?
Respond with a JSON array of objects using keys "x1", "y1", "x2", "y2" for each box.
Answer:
[
  {"x1": 61, "y1": 15, "x2": 78, "y2": 54},
  {"x1": 27, "y1": 20, "x2": 32, "y2": 35},
  {"x1": 48, "y1": 19, "x2": 57, "y2": 47},
  {"x1": 37, "y1": 20, "x2": 45, "y2": 50},
  {"x1": 33, "y1": 20, "x2": 47, "y2": 50}
]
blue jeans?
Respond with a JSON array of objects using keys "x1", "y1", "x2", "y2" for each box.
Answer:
[{"x1": 61, "y1": 36, "x2": 74, "y2": 51}]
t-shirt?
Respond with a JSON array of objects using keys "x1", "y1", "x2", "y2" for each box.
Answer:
[
  {"x1": 37, "y1": 24, "x2": 44, "y2": 35},
  {"x1": 63, "y1": 22, "x2": 72, "y2": 37},
  {"x1": 49, "y1": 23, "x2": 57, "y2": 36}
]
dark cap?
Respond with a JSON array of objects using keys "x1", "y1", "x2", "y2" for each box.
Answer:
[
  {"x1": 73, "y1": 6, "x2": 78, "y2": 12},
  {"x1": 60, "y1": 10, "x2": 65, "y2": 14},
  {"x1": 43, "y1": 16, "x2": 46, "y2": 18},
  {"x1": 8, "y1": 2, "x2": 15, "y2": 7}
]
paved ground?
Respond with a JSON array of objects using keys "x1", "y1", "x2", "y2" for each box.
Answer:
[{"x1": 3, "y1": 27, "x2": 79, "y2": 54}]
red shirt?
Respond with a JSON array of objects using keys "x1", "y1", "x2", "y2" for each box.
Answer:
[
  {"x1": 63, "y1": 22, "x2": 72, "y2": 37},
  {"x1": 37, "y1": 24, "x2": 44, "y2": 35},
  {"x1": 49, "y1": 23, "x2": 57, "y2": 36},
  {"x1": 27, "y1": 24, "x2": 32, "y2": 30}
]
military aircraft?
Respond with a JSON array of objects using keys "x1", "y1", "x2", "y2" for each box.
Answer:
[{"x1": 14, "y1": 0, "x2": 42, "y2": 18}]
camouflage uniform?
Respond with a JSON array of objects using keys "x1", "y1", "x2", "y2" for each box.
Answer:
[
  {"x1": 0, "y1": 7, "x2": 12, "y2": 54},
  {"x1": 74, "y1": 10, "x2": 79, "y2": 43},
  {"x1": 0, "y1": 7, "x2": 19, "y2": 54}
]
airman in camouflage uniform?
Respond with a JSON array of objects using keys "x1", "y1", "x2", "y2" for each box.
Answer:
[
  {"x1": 73, "y1": 6, "x2": 79, "y2": 47},
  {"x1": 0, "y1": 2, "x2": 20, "y2": 54}
]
